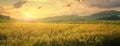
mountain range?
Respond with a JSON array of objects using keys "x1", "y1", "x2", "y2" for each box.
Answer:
[
  {"x1": 38, "y1": 10, "x2": 120, "y2": 23},
  {"x1": 0, "y1": 10, "x2": 120, "y2": 23},
  {"x1": 0, "y1": 14, "x2": 15, "y2": 22}
]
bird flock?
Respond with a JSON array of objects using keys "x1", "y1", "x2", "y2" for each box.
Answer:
[{"x1": 14, "y1": 0, "x2": 83, "y2": 9}]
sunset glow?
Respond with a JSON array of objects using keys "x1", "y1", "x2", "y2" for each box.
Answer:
[
  {"x1": 24, "y1": 12, "x2": 32, "y2": 18},
  {"x1": 0, "y1": 0, "x2": 120, "y2": 46},
  {"x1": 0, "y1": 0, "x2": 120, "y2": 20}
]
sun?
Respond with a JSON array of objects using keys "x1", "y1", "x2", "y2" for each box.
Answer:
[
  {"x1": 24, "y1": 12, "x2": 32, "y2": 18},
  {"x1": 21, "y1": 11, "x2": 35, "y2": 21}
]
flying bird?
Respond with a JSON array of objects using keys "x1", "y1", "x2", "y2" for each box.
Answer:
[
  {"x1": 38, "y1": 6, "x2": 42, "y2": 9},
  {"x1": 63, "y1": 3, "x2": 72, "y2": 7},
  {"x1": 63, "y1": 0, "x2": 83, "y2": 7},
  {"x1": 76, "y1": 0, "x2": 83, "y2": 3},
  {"x1": 66, "y1": 3, "x2": 72, "y2": 7}
]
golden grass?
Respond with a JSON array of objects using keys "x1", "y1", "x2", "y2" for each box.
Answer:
[{"x1": 0, "y1": 22, "x2": 120, "y2": 46}]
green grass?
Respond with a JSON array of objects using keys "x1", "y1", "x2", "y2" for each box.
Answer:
[{"x1": 0, "y1": 22, "x2": 120, "y2": 46}]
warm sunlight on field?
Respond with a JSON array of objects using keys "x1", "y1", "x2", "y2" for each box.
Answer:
[
  {"x1": 0, "y1": 0, "x2": 120, "y2": 46},
  {"x1": 0, "y1": 22, "x2": 120, "y2": 46}
]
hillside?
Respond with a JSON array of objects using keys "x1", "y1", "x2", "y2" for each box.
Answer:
[
  {"x1": 39, "y1": 15, "x2": 85, "y2": 23},
  {"x1": 0, "y1": 14, "x2": 15, "y2": 22},
  {"x1": 38, "y1": 10, "x2": 120, "y2": 23},
  {"x1": 88, "y1": 10, "x2": 120, "y2": 20}
]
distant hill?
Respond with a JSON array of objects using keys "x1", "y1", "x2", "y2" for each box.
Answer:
[
  {"x1": 88, "y1": 10, "x2": 120, "y2": 20},
  {"x1": 38, "y1": 10, "x2": 120, "y2": 23},
  {"x1": 39, "y1": 15, "x2": 85, "y2": 23},
  {"x1": 0, "y1": 14, "x2": 15, "y2": 22}
]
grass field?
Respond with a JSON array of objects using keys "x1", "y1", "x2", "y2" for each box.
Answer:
[{"x1": 0, "y1": 22, "x2": 120, "y2": 46}]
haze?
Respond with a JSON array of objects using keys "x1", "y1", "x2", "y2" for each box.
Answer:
[{"x1": 0, "y1": 0, "x2": 120, "y2": 20}]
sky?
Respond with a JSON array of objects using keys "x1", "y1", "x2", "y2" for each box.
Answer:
[{"x1": 0, "y1": 0, "x2": 120, "y2": 20}]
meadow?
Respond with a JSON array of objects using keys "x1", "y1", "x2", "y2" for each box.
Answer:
[{"x1": 0, "y1": 21, "x2": 120, "y2": 46}]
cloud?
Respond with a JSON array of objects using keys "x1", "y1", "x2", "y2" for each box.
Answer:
[
  {"x1": 14, "y1": 0, "x2": 27, "y2": 8},
  {"x1": 0, "y1": 7, "x2": 13, "y2": 17},
  {"x1": 0, "y1": 7, "x2": 7, "y2": 13},
  {"x1": 81, "y1": 0, "x2": 120, "y2": 8}
]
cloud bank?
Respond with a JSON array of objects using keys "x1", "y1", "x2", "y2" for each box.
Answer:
[
  {"x1": 79, "y1": 0, "x2": 120, "y2": 8},
  {"x1": 14, "y1": 0, "x2": 27, "y2": 8}
]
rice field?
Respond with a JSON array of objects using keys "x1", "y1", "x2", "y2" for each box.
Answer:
[{"x1": 0, "y1": 22, "x2": 120, "y2": 46}]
